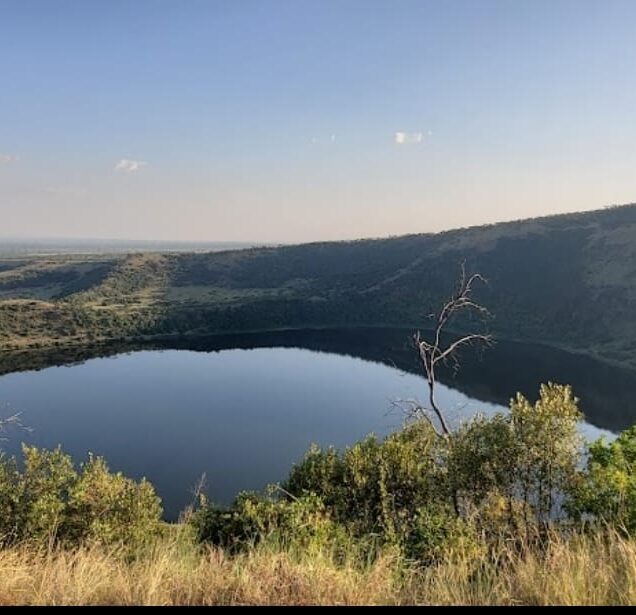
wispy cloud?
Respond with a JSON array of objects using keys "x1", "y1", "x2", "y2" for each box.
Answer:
[
  {"x1": 0, "y1": 153, "x2": 19, "y2": 164},
  {"x1": 394, "y1": 132, "x2": 424, "y2": 145},
  {"x1": 310, "y1": 134, "x2": 337, "y2": 144},
  {"x1": 114, "y1": 158, "x2": 148, "y2": 173}
]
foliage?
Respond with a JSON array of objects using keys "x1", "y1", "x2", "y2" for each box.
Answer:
[
  {"x1": 6, "y1": 446, "x2": 77, "y2": 543},
  {"x1": 192, "y1": 491, "x2": 351, "y2": 557},
  {"x1": 507, "y1": 383, "x2": 583, "y2": 524},
  {"x1": 3, "y1": 379, "x2": 636, "y2": 585},
  {"x1": 194, "y1": 384, "x2": 585, "y2": 562},
  {"x1": 193, "y1": 422, "x2": 453, "y2": 560},
  {"x1": 2, "y1": 204, "x2": 636, "y2": 369},
  {"x1": 63, "y1": 454, "x2": 163, "y2": 546},
  {"x1": 568, "y1": 425, "x2": 636, "y2": 532},
  {"x1": 283, "y1": 422, "x2": 453, "y2": 557},
  {"x1": 450, "y1": 383, "x2": 583, "y2": 535},
  {"x1": 0, "y1": 446, "x2": 162, "y2": 548},
  {"x1": 406, "y1": 505, "x2": 481, "y2": 565}
]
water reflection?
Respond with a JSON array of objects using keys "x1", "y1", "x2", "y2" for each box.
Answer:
[{"x1": 2, "y1": 327, "x2": 634, "y2": 432}]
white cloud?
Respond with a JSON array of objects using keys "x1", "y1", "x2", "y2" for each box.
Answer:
[
  {"x1": 394, "y1": 132, "x2": 424, "y2": 145},
  {"x1": 0, "y1": 153, "x2": 18, "y2": 164},
  {"x1": 114, "y1": 158, "x2": 148, "y2": 173},
  {"x1": 310, "y1": 134, "x2": 337, "y2": 145}
]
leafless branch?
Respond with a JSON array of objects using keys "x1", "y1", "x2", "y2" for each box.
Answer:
[
  {"x1": 410, "y1": 262, "x2": 492, "y2": 437},
  {"x1": 390, "y1": 398, "x2": 444, "y2": 437},
  {"x1": 433, "y1": 333, "x2": 493, "y2": 366},
  {"x1": 270, "y1": 483, "x2": 301, "y2": 503},
  {"x1": 178, "y1": 472, "x2": 208, "y2": 523}
]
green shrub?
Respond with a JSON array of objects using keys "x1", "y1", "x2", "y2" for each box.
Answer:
[
  {"x1": 192, "y1": 421, "x2": 456, "y2": 561},
  {"x1": 567, "y1": 425, "x2": 636, "y2": 532},
  {"x1": 63, "y1": 454, "x2": 162, "y2": 546},
  {"x1": 0, "y1": 453, "x2": 19, "y2": 541},
  {"x1": 15, "y1": 446, "x2": 77, "y2": 543},
  {"x1": 0, "y1": 382, "x2": 611, "y2": 568},
  {"x1": 449, "y1": 383, "x2": 583, "y2": 535},
  {"x1": 407, "y1": 505, "x2": 481, "y2": 564},
  {"x1": 0, "y1": 446, "x2": 162, "y2": 548},
  {"x1": 284, "y1": 421, "x2": 450, "y2": 549},
  {"x1": 192, "y1": 386, "x2": 585, "y2": 563},
  {"x1": 508, "y1": 383, "x2": 583, "y2": 525},
  {"x1": 192, "y1": 491, "x2": 350, "y2": 556}
]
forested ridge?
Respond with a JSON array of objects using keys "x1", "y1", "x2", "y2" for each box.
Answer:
[{"x1": 1, "y1": 203, "x2": 636, "y2": 367}]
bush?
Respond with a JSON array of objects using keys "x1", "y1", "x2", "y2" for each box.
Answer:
[
  {"x1": 0, "y1": 446, "x2": 162, "y2": 548},
  {"x1": 192, "y1": 422, "x2": 455, "y2": 561},
  {"x1": 0, "y1": 382, "x2": 613, "y2": 568},
  {"x1": 64, "y1": 454, "x2": 163, "y2": 546},
  {"x1": 284, "y1": 421, "x2": 450, "y2": 551},
  {"x1": 568, "y1": 425, "x2": 636, "y2": 532},
  {"x1": 1, "y1": 446, "x2": 77, "y2": 543},
  {"x1": 192, "y1": 491, "x2": 350, "y2": 556},
  {"x1": 406, "y1": 504, "x2": 482, "y2": 564},
  {"x1": 193, "y1": 384, "x2": 589, "y2": 562},
  {"x1": 449, "y1": 383, "x2": 583, "y2": 536}
]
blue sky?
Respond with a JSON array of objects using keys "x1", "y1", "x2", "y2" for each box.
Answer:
[{"x1": 1, "y1": 0, "x2": 635, "y2": 241}]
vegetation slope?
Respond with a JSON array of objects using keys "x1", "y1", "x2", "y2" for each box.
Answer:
[{"x1": 1, "y1": 203, "x2": 636, "y2": 367}]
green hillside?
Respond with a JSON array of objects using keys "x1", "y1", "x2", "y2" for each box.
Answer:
[{"x1": 1, "y1": 203, "x2": 636, "y2": 367}]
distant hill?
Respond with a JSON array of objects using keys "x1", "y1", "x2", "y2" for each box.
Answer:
[
  {"x1": 1, "y1": 203, "x2": 636, "y2": 368},
  {"x1": 0, "y1": 237, "x2": 259, "y2": 257}
]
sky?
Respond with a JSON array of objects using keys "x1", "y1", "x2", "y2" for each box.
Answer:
[{"x1": 1, "y1": 0, "x2": 636, "y2": 243}]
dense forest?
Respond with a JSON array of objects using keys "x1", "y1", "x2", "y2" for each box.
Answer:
[{"x1": 1, "y1": 203, "x2": 636, "y2": 368}]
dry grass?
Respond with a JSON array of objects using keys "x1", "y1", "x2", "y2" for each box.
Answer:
[
  {"x1": 0, "y1": 541, "x2": 400, "y2": 606},
  {"x1": 0, "y1": 531, "x2": 635, "y2": 605},
  {"x1": 404, "y1": 531, "x2": 636, "y2": 606}
]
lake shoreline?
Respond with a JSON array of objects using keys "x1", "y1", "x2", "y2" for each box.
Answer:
[
  {"x1": 1, "y1": 326, "x2": 633, "y2": 435},
  {"x1": 2, "y1": 323, "x2": 634, "y2": 375}
]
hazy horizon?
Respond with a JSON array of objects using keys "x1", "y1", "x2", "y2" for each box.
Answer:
[
  {"x1": 2, "y1": 1, "x2": 636, "y2": 242},
  {"x1": 1, "y1": 200, "x2": 634, "y2": 247}
]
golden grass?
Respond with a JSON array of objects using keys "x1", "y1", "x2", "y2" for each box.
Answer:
[
  {"x1": 405, "y1": 531, "x2": 636, "y2": 606},
  {"x1": 0, "y1": 531, "x2": 635, "y2": 605},
  {"x1": 0, "y1": 542, "x2": 399, "y2": 606}
]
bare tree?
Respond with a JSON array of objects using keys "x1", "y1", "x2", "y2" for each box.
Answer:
[
  {"x1": 410, "y1": 263, "x2": 493, "y2": 437},
  {"x1": 178, "y1": 472, "x2": 209, "y2": 523}
]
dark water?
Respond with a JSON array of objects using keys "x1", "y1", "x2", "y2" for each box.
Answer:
[{"x1": 0, "y1": 328, "x2": 631, "y2": 519}]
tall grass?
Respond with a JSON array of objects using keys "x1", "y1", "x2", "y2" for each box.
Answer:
[{"x1": 0, "y1": 530, "x2": 635, "y2": 605}]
